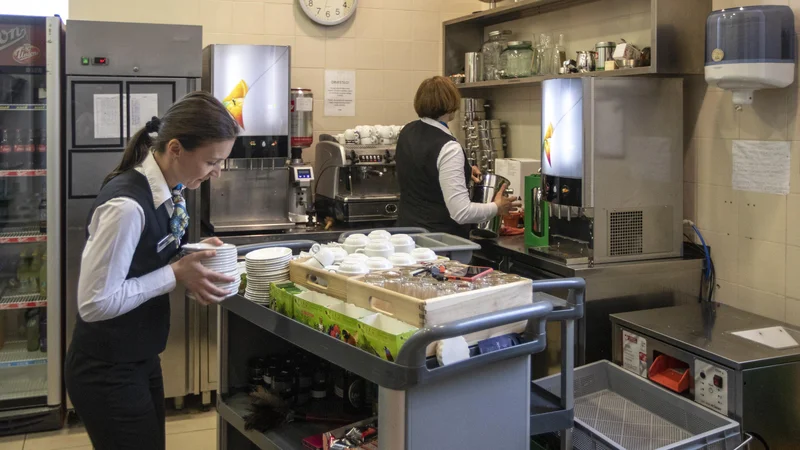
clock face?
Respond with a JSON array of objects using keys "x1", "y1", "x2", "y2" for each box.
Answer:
[{"x1": 299, "y1": 0, "x2": 358, "y2": 26}]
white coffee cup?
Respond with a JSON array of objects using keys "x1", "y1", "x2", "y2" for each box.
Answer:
[
  {"x1": 342, "y1": 234, "x2": 369, "y2": 254},
  {"x1": 392, "y1": 125, "x2": 403, "y2": 136},
  {"x1": 335, "y1": 133, "x2": 346, "y2": 144},
  {"x1": 311, "y1": 246, "x2": 336, "y2": 267},
  {"x1": 389, "y1": 252, "x2": 416, "y2": 267},
  {"x1": 356, "y1": 240, "x2": 395, "y2": 258},
  {"x1": 368, "y1": 230, "x2": 392, "y2": 241},
  {"x1": 380, "y1": 138, "x2": 393, "y2": 145},
  {"x1": 344, "y1": 129, "x2": 359, "y2": 144},
  {"x1": 355, "y1": 125, "x2": 371, "y2": 139},
  {"x1": 377, "y1": 126, "x2": 394, "y2": 139},
  {"x1": 389, "y1": 234, "x2": 415, "y2": 254},
  {"x1": 411, "y1": 247, "x2": 437, "y2": 263},
  {"x1": 337, "y1": 259, "x2": 370, "y2": 276},
  {"x1": 360, "y1": 136, "x2": 376, "y2": 145},
  {"x1": 366, "y1": 256, "x2": 393, "y2": 271},
  {"x1": 342, "y1": 253, "x2": 369, "y2": 263},
  {"x1": 325, "y1": 245, "x2": 349, "y2": 263}
]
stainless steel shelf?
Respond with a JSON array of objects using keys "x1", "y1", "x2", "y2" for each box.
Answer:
[
  {"x1": 443, "y1": 0, "x2": 596, "y2": 27},
  {"x1": 0, "y1": 341, "x2": 47, "y2": 369},
  {"x1": 0, "y1": 293, "x2": 47, "y2": 310},
  {"x1": 457, "y1": 67, "x2": 653, "y2": 90},
  {"x1": 0, "y1": 364, "x2": 47, "y2": 401},
  {"x1": 218, "y1": 393, "x2": 338, "y2": 450}
]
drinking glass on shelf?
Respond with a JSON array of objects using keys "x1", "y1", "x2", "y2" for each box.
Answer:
[
  {"x1": 364, "y1": 273, "x2": 385, "y2": 287},
  {"x1": 537, "y1": 33, "x2": 553, "y2": 75},
  {"x1": 552, "y1": 33, "x2": 567, "y2": 75}
]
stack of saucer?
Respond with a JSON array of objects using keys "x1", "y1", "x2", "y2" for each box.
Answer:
[
  {"x1": 182, "y1": 243, "x2": 240, "y2": 298},
  {"x1": 244, "y1": 247, "x2": 292, "y2": 304}
]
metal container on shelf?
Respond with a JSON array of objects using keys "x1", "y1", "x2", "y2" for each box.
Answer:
[
  {"x1": 464, "y1": 52, "x2": 484, "y2": 83},
  {"x1": 594, "y1": 41, "x2": 616, "y2": 71},
  {"x1": 471, "y1": 173, "x2": 511, "y2": 238},
  {"x1": 461, "y1": 97, "x2": 487, "y2": 113},
  {"x1": 481, "y1": 30, "x2": 512, "y2": 81}
]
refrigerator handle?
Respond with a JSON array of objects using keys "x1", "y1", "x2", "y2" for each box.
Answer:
[{"x1": 45, "y1": 16, "x2": 63, "y2": 407}]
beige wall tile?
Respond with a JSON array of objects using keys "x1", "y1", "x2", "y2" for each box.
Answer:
[
  {"x1": 629, "y1": 0, "x2": 650, "y2": 14},
  {"x1": 684, "y1": 140, "x2": 698, "y2": 184},
  {"x1": 203, "y1": 33, "x2": 270, "y2": 46},
  {"x1": 789, "y1": 194, "x2": 800, "y2": 247},
  {"x1": 263, "y1": 2, "x2": 296, "y2": 35},
  {"x1": 696, "y1": 184, "x2": 738, "y2": 235},
  {"x1": 413, "y1": 11, "x2": 444, "y2": 41},
  {"x1": 359, "y1": 0, "x2": 385, "y2": 8},
  {"x1": 684, "y1": 182, "x2": 697, "y2": 223},
  {"x1": 384, "y1": 101, "x2": 416, "y2": 126},
  {"x1": 696, "y1": 138, "x2": 733, "y2": 186},
  {"x1": 291, "y1": 68, "x2": 325, "y2": 95},
  {"x1": 201, "y1": 1, "x2": 235, "y2": 34},
  {"x1": 262, "y1": 35, "x2": 296, "y2": 47},
  {"x1": 382, "y1": 10, "x2": 414, "y2": 41},
  {"x1": 385, "y1": 0, "x2": 417, "y2": 10},
  {"x1": 737, "y1": 286, "x2": 787, "y2": 322},
  {"x1": 383, "y1": 70, "x2": 417, "y2": 101},
  {"x1": 739, "y1": 87, "x2": 790, "y2": 141},
  {"x1": 325, "y1": 38, "x2": 357, "y2": 69},
  {"x1": 738, "y1": 237, "x2": 786, "y2": 296},
  {"x1": 787, "y1": 245, "x2": 800, "y2": 299},
  {"x1": 787, "y1": 296, "x2": 800, "y2": 326},
  {"x1": 412, "y1": 41, "x2": 440, "y2": 71},
  {"x1": 357, "y1": 100, "x2": 387, "y2": 125},
  {"x1": 354, "y1": 39, "x2": 385, "y2": 70},
  {"x1": 383, "y1": 40, "x2": 413, "y2": 70},
  {"x1": 692, "y1": 90, "x2": 739, "y2": 139},
  {"x1": 232, "y1": 2, "x2": 265, "y2": 35},
  {"x1": 295, "y1": 4, "x2": 327, "y2": 37},
  {"x1": 294, "y1": 36, "x2": 326, "y2": 68},
  {"x1": 737, "y1": 191, "x2": 787, "y2": 243},
  {"x1": 355, "y1": 8, "x2": 384, "y2": 39},
  {"x1": 356, "y1": 70, "x2": 384, "y2": 100},
  {"x1": 699, "y1": 228, "x2": 739, "y2": 282},
  {"x1": 792, "y1": 141, "x2": 800, "y2": 194},
  {"x1": 713, "y1": 279, "x2": 739, "y2": 305}
]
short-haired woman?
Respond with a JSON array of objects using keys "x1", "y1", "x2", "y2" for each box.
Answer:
[
  {"x1": 395, "y1": 76, "x2": 518, "y2": 238},
  {"x1": 65, "y1": 91, "x2": 239, "y2": 450}
]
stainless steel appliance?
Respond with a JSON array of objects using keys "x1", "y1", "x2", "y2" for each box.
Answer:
[
  {"x1": 64, "y1": 20, "x2": 202, "y2": 408},
  {"x1": 471, "y1": 173, "x2": 510, "y2": 238},
  {"x1": 539, "y1": 77, "x2": 683, "y2": 265},
  {"x1": 0, "y1": 15, "x2": 63, "y2": 435},
  {"x1": 199, "y1": 44, "x2": 292, "y2": 233},
  {"x1": 314, "y1": 136, "x2": 400, "y2": 223},
  {"x1": 288, "y1": 157, "x2": 314, "y2": 225},
  {"x1": 611, "y1": 304, "x2": 800, "y2": 450}
]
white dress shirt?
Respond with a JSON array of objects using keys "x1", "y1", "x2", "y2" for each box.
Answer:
[
  {"x1": 77, "y1": 152, "x2": 178, "y2": 322},
  {"x1": 420, "y1": 118, "x2": 498, "y2": 225}
]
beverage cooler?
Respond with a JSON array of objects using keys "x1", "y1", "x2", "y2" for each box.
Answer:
[{"x1": 0, "y1": 15, "x2": 64, "y2": 434}]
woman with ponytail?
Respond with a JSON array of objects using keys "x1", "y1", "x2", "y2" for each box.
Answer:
[{"x1": 65, "y1": 91, "x2": 239, "y2": 450}]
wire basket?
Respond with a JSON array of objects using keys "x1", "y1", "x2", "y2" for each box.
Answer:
[{"x1": 534, "y1": 361, "x2": 741, "y2": 450}]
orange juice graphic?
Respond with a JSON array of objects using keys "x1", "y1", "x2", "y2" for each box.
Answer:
[
  {"x1": 222, "y1": 80, "x2": 248, "y2": 130},
  {"x1": 543, "y1": 122, "x2": 554, "y2": 166}
]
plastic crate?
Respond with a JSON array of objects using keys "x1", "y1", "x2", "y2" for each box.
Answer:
[
  {"x1": 409, "y1": 233, "x2": 481, "y2": 263},
  {"x1": 533, "y1": 361, "x2": 741, "y2": 450}
]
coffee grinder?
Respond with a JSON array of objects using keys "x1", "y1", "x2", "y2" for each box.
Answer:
[{"x1": 288, "y1": 88, "x2": 315, "y2": 225}]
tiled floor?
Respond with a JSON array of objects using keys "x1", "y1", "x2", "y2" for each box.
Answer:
[{"x1": 0, "y1": 409, "x2": 218, "y2": 450}]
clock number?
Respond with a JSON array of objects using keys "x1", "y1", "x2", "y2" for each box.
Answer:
[
  {"x1": 343, "y1": 1, "x2": 348, "y2": 6},
  {"x1": 308, "y1": 0, "x2": 313, "y2": 6},
  {"x1": 336, "y1": 8, "x2": 340, "y2": 15},
  {"x1": 317, "y1": 7, "x2": 321, "y2": 14},
  {"x1": 326, "y1": 10, "x2": 331, "y2": 17}
]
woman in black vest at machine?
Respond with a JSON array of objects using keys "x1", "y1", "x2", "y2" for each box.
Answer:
[
  {"x1": 395, "y1": 76, "x2": 518, "y2": 238},
  {"x1": 65, "y1": 91, "x2": 239, "y2": 450}
]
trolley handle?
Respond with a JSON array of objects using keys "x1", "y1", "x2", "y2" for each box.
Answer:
[
  {"x1": 396, "y1": 300, "x2": 553, "y2": 368},
  {"x1": 532, "y1": 277, "x2": 586, "y2": 321},
  {"x1": 236, "y1": 240, "x2": 319, "y2": 256},
  {"x1": 732, "y1": 433, "x2": 753, "y2": 450}
]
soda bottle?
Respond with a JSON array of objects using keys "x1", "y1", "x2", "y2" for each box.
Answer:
[
  {"x1": 16, "y1": 251, "x2": 29, "y2": 293},
  {"x1": 38, "y1": 306, "x2": 47, "y2": 353},
  {"x1": 12, "y1": 129, "x2": 24, "y2": 170},
  {"x1": 25, "y1": 309, "x2": 39, "y2": 352},
  {"x1": 30, "y1": 248, "x2": 41, "y2": 291},
  {"x1": 24, "y1": 129, "x2": 35, "y2": 170},
  {"x1": 39, "y1": 252, "x2": 47, "y2": 298},
  {"x1": 36, "y1": 130, "x2": 46, "y2": 170},
  {"x1": 38, "y1": 197, "x2": 46, "y2": 233},
  {"x1": 0, "y1": 129, "x2": 10, "y2": 170}
]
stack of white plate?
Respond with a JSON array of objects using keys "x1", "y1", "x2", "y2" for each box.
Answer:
[
  {"x1": 182, "y1": 243, "x2": 240, "y2": 299},
  {"x1": 244, "y1": 247, "x2": 292, "y2": 304}
]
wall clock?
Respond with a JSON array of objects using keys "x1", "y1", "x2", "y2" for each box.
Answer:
[{"x1": 299, "y1": 0, "x2": 358, "y2": 26}]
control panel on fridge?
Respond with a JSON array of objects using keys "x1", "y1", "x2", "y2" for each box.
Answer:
[{"x1": 694, "y1": 359, "x2": 729, "y2": 415}]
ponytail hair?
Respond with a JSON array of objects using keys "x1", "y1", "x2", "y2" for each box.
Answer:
[{"x1": 103, "y1": 91, "x2": 239, "y2": 185}]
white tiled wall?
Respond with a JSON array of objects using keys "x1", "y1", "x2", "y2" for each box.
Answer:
[
  {"x1": 68, "y1": 0, "x2": 479, "y2": 161},
  {"x1": 452, "y1": 0, "x2": 800, "y2": 323}
]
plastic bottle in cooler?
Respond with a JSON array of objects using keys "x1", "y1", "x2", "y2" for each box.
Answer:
[
  {"x1": 39, "y1": 306, "x2": 47, "y2": 353},
  {"x1": 25, "y1": 309, "x2": 39, "y2": 352},
  {"x1": 39, "y1": 197, "x2": 46, "y2": 233},
  {"x1": 12, "y1": 129, "x2": 25, "y2": 170},
  {"x1": 24, "y1": 129, "x2": 35, "y2": 169},
  {"x1": 30, "y1": 247, "x2": 41, "y2": 291},
  {"x1": 0, "y1": 129, "x2": 10, "y2": 170},
  {"x1": 16, "y1": 251, "x2": 29, "y2": 292},
  {"x1": 36, "y1": 131, "x2": 46, "y2": 170},
  {"x1": 39, "y1": 251, "x2": 47, "y2": 298}
]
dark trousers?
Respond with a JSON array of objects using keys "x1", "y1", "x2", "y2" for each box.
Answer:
[{"x1": 65, "y1": 345, "x2": 165, "y2": 450}]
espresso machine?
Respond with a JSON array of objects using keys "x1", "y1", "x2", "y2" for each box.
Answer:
[
  {"x1": 536, "y1": 77, "x2": 684, "y2": 265},
  {"x1": 314, "y1": 136, "x2": 400, "y2": 223},
  {"x1": 198, "y1": 44, "x2": 293, "y2": 233}
]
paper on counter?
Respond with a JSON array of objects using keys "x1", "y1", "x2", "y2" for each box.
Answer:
[
  {"x1": 732, "y1": 140, "x2": 790, "y2": 195},
  {"x1": 731, "y1": 326, "x2": 799, "y2": 350}
]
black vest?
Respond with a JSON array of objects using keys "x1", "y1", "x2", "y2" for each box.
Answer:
[
  {"x1": 396, "y1": 120, "x2": 472, "y2": 238},
  {"x1": 71, "y1": 169, "x2": 183, "y2": 362}
]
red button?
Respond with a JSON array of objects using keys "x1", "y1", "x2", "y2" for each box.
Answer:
[{"x1": 713, "y1": 375, "x2": 723, "y2": 388}]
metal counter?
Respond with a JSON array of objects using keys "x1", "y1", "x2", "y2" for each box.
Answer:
[{"x1": 474, "y1": 235, "x2": 703, "y2": 378}]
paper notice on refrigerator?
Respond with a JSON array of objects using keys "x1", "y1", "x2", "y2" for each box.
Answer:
[
  {"x1": 732, "y1": 140, "x2": 791, "y2": 195},
  {"x1": 93, "y1": 94, "x2": 122, "y2": 139},
  {"x1": 622, "y1": 330, "x2": 648, "y2": 378},
  {"x1": 129, "y1": 93, "x2": 159, "y2": 133},
  {"x1": 324, "y1": 70, "x2": 355, "y2": 117}
]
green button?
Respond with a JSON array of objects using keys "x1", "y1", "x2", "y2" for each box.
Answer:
[{"x1": 81, "y1": 57, "x2": 89, "y2": 65}]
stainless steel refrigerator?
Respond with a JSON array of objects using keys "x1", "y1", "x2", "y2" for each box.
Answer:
[
  {"x1": 63, "y1": 20, "x2": 202, "y2": 409},
  {"x1": 0, "y1": 15, "x2": 64, "y2": 435}
]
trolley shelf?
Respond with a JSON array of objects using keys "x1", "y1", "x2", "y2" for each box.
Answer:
[
  {"x1": 0, "y1": 104, "x2": 46, "y2": 111},
  {"x1": 0, "y1": 170, "x2": 47, "y2": 177},
  {"x1": 218, "y1": 393, "x2": 351, "y2": 450},
  {"x1": 0, "y1": 228, "x2": 47, "y2": 244},
  {"x1": 0, "y1": 341, "x2": 47, "y2": 369},
  {"x1": 0, "y1": 293, "x2": 46, "y2": 310}
]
